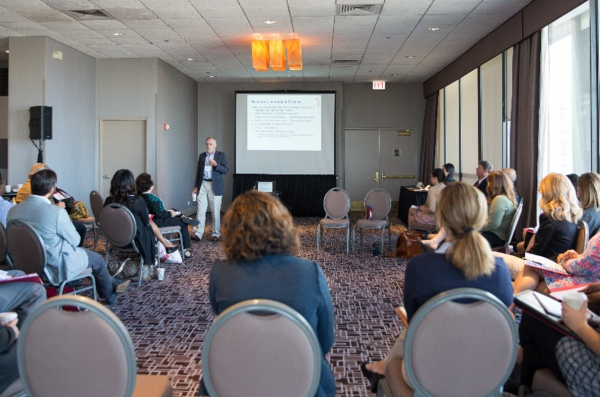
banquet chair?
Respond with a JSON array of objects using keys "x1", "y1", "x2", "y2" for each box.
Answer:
[
  {"x1": 378, "y1": 288, "x2": 518, "y2": 397},
  {"x1": 353, "y1": 188, "x2": 392, "y2": 253},
  {"x1": 100, "y1": 203, "x2": 148, "y2": 287},
  {"x1": 201, "y1": 299, "x2": 322, "y2": 397},
  {"x1": 158, "y1": 225, "x2": 184, "y2": 258},
  {"x1": 317, "y1": 187, "x2": 351, "y2": 253},
  {"x1": 17, "y1": 295, "x2": 172, "y2": 397},
  {"x1": 574, "y1": 219, "x2": 589, "y2": 254},
  {"x1": 492, "y1": 201, "x2": 523, "y2": 254},
  {"x1": 89, "y1": 190, "x2": 105, "y2": 251},
  {"x1": 6, "y1": 220, "x2": 97, "y2": 300},
  {"x1": 0, "y1": 221, "x2": 12, "y2": 270}
]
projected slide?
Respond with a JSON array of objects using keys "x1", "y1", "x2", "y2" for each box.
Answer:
[
  {"x1": 247, "y1": 95, "x2": 321, "y2": 151},
  {"x1": 236, "y1": 92, "x2": 336, "y2": 175}
]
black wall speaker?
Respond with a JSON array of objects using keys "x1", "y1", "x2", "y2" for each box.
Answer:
[{"x1": 29, "y1": 106, "x2": 52, "y2": 140}]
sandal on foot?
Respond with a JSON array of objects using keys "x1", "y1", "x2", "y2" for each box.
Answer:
[
  {"x1": 360, "y1": 362, "x2": 384, "y2": 393},
  {"x1": 166, "y1": 245, "x2": 180, "y2": 254}
]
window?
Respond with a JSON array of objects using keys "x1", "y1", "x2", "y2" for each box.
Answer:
[{"x1": 540, "y1": 2, "x2": 591, "y2": 175}]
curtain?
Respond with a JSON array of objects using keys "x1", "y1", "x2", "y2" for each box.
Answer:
[
  {"x1": 418, "y1": 92, "x2": 439, "y2": 183},
  {"x1": 510, "y1": 31, "x2": 542, "y2": 235}
]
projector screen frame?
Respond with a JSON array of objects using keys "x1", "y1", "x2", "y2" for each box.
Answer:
[{"x1": 235, "y1": 90, "x2": 337, "y2": 175}]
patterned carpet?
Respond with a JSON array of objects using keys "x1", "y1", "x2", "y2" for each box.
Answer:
[{"x1": 88, "y1": 212, "x2": 409, "y2": 397}]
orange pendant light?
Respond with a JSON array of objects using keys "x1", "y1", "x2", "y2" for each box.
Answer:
[
  {"x1": 286, "y1": 39, "x2": 302, "y2": 70},
  {"x1": 269, "y1": 39, "x2": 286, "y2": 71},
  {"x1": 251, "y1": 40, "x2": 269, "y2": 71}
]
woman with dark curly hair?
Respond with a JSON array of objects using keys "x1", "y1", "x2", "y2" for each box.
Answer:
[
  {"x1": 136, "y1": 173, "x2": 197, "y2": 259},
  {"x1": 199, "y1": 190, "x2": 336, "y2": 397},
  {"x1": 103, "y1": 169, "x2": 156, "y2": 265}
]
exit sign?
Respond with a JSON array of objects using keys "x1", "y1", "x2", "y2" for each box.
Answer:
[{"x1": 373, "y1": 80, "x2": 386, "y2": 90}]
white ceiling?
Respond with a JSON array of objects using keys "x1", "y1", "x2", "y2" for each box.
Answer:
[{"x1": 0, "y1": 0, "x2": 532, "y2": 83}]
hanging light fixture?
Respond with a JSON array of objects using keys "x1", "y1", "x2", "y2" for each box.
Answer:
[
  {"x1": 250, "y1": 38, "x2": 303, "y2": 72},
  {"x1": 251, "y1": 40, "x2": 269, "y2": 71},
  {"x1": 286, "y1": 39, "x2": 302, "y2": 70},
  {"x1": 269, "y1": 39, "x2": 286, "y2": 71}
]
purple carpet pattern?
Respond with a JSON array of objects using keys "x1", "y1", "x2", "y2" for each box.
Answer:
[{"x1": 88, "y1": 212, "x2": 409, "y2": 397}]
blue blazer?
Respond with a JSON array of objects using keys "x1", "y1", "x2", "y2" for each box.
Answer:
[{"x1": 194, "y1": 150, "x2": 229, "y2": 196}]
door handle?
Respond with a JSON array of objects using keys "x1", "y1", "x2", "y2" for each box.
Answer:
[
  {"x1": 373, "y1": 171, "x2": 379, "y2": 183},
  {"x1": 103, "y1": 175, "x2": 110, "y2": 179},
  {"x1": 382, "y1": 175, "x2": 416, "y2": 179}
]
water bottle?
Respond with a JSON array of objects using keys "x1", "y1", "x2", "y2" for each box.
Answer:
[
  {"x1": 373, "y1": 242, "x2": 380, "y2": 257},
  {"x1": 366, "y1": 204, "x2": 373, "y2": 220}
]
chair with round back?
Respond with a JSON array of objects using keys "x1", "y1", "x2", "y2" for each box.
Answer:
[
  {"x1": 575, "y1": 219, "x2": 589, "y2": 254},
  {"x1": 317, "y1": 187, "x2": 351, "y2": 253},
  {"x1": 492, "y1": 201, "x2": 523, "y2": 254},
  {"x1": 89, "y1": 190, "x2": 105, "y2": 251},
  {"x1": 0, "y1": 221, "x2": 11, "y2": 270},
  {"x1": 6, "y1": 220, "x2": 96, "y2": 300},
  {"x1": 201, "y1": 299, "x2": 322, "y2": 397},
  {"x1": 99, "y1": 203, "x2": 146, "y2": 286},
  {"x1": 353, "y1": 188, "x2": 392, "y2": 253},
  {"x1": 17, "y1": 295, "x2": 172, "y2": 397},
  {"x1": 379, "y1": 288, "x2": 518, "y2": 397}
]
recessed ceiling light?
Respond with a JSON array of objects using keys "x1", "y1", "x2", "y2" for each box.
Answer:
[
  {"x1": 405, "y1": 56, "x2": 415, "y2": 59},
  {"x1": 428, "y1": 27, "x2": 440, "y2": 31},
  {"x1": 209, "y1": 75, "x2": 215, "y2": 78},
  {"x1": 263, "y1": 20, "x2": 277, "y2": 25},
  {"x1": 386, "y1": 36, "x2": 391, "y2": 39},
  {"x1": 187, "y1": 58, "x2": 194, "y2": 61},
  {"x1": 112, "y1": 32, "x2": 123, "y2": 36}
]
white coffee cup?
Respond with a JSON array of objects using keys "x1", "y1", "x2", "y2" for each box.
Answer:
[
  {"x1": 4, "y1": 185, "x2": 10, "y2": 193},
  {"x1": 12, "y1": 186, "x2": 18, "y2": 192},
  {"x1": 156, "y1": 267, "x2": 165, "y2": 281},
  {"x1": 563, "y1": 292, "x2": 587, "y2": 310},
  {"x1": 0, "y1": 312, "x2": 18, "y2": 326}
]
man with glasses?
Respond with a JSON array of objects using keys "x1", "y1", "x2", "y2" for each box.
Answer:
[{"x1": 0, "y1": 173, "x2": 15, "y2": 226}]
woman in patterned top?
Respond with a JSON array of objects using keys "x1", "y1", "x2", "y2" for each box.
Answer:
[
  {"x1": 136, "y1": 173, "x2": 198, "y2": 259},
  {"x1": 519, "y1": 282, "x2": 600, "y2": 396},
  {"x1": 512, "y1": 231, "x2": 600, "y2": 295}
]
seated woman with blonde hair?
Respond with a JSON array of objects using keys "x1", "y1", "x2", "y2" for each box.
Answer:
[
  {"x1": 360, "y1": 182, "x2": 513, "y2": 393},
  {"x1": 517, "y1": 173, "x2": 581, "y2": 257},
  {"x1": 505, "y1": 173, "x2": 582, "y2": 283},
  {"x1": 199, "y1": 190, "x2": 336, "y2": 397}
]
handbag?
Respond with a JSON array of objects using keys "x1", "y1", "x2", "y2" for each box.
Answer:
[
  {"x1": 386, "y1": 231, "x2": 423, "y2": 258},
  {"x1": 69, "y1": 201, "x2": 90, "y2": 220}
]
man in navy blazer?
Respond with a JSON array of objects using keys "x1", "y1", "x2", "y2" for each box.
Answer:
[
  {"x1": 191, "y1": 137, "x2": 229, "y2": 241},
  {"x1": 474, "y1": 160, "x2": 492, "y2": 197}
]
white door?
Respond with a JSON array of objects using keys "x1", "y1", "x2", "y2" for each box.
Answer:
[
  {"x1": 100, "y1": 119, "x2": 146, "y2": 199},
  {"x1": 344, "y1": 128, "x2": 417, "y2": 204}
]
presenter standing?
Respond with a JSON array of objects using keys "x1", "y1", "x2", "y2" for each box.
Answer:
[{"x1": 191, "y1": 137, "x2": 229, "y2": 242}]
